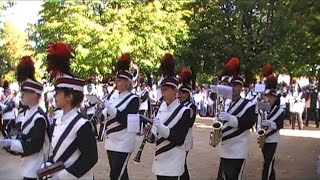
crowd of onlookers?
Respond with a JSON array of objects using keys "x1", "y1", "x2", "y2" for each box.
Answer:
[
  {"x1": 192, "y1": 82, "x2": 320, "y2": 129},
  {"x1": 0, "y1": 77, "x2": 319, "y2": 141}
]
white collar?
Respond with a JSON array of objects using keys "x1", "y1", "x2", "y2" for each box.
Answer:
[
  {"x1": 114, "y1": 90, "x2": 130, "y2": 99},
  {"x1": 60, "y1": 108, "x2": 78, "y2": 124},
  {"x1": 159, "y1": 99, "x2": 180, "y2": 112},
  {"x1": 25, "y1": 104, "x2": 40, "y2": 120}
]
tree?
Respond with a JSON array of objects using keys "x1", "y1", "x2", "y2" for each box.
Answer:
[
  {"x1": 0, "y1": 21, "x2": 33, "y2": 81},
  {"x1": 29, "y1": 0, "x2": 191, "y2": 78},
  {"x1": 177, "y1": 0, "x2": 320, "y2": 84}
]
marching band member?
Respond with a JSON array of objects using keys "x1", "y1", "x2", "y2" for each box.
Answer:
[
  {"x1": 84, "y1": 76, "x2": 98, "y2": 135},
  {"x1": 138, "y1": 75, "x2": 149, "y2": 117},
  {"x1": 138, "y1": 75, "x2": 150, "y2": 134},
  {"x1": 217, "y1": 57, "x2": 257, "y2": 180},
  {"x1": 260, "y1": 74, "x2": 285, "y2": 180},
  {"x1": 150, "y1": 53, "x2": 191, "y2": 180},
  {"x1": 0, "y1": 56, "x2": 50, "y2": 180},
  {"x1": 46, "y1": 42, "x2": 98, "y2": 179},
  {"x1": 101, "y1": 53, "x2": 139, "y2": 180},
  {"x1": 178, "y1": 68, "x2": 197, "y2": 180},
  {"x1": 97, "y1": 74, "x2": 110, "y2": 141},
  {"x1": 0, "y1": 80, "x2": 17, "y2": 139}
]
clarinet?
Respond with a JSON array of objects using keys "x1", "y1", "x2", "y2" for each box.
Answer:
[{"x1": 133, "y1": 99, "x2": 161, "y2": 163}]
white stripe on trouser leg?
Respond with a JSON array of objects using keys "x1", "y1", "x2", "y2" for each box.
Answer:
[
  {"x1": 238, "y1": 160, "x2": 246, "y2": 180},
  {"x1": 267, "y1": 155, "x2": 275, "y2": 180},
  {"x1": 118, "y1": 153, "x2": 131, "y2": 180},
  {"x1": 101, "y1": 123, "x2": 107, "y2": 139}
]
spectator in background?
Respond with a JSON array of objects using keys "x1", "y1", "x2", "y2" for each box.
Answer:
[
  {"x1": 290, "y1": 84, "x2": 305, "y2": 130},
  {"x1": 306, "y1": 85, "x2": 319, "y2": 128}
]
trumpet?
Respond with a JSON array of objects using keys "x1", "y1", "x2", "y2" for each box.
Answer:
[
  {"x1": 133, "y1": 100, "x2": 161, "y2": 163},
  {"x1": 48, "y1": 106, "x2": 55, "y2": 118},
  {"x1": 209, "y1": 95, "x2": 224, "y2": 148}
]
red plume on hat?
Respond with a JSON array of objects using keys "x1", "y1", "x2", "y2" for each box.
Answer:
[
  {"x1": 47, "y1": 42, "x2": 74, "y2": 58},
  {"x1": 139, "y1": 74, "x2": 145, "y2": 85},
  {"x1": 16, "y1": 56, "x2": 35, "y2": 83},
  {"x1": 85, "y1": 76, "x2": 94, "y2": 85},
  {"x1": 225, "y1": 57, "x2": 240, "y2": 76},
  {"x1": 116, "y1": 53, "x2": 131, "y2": 72},
  {"x1": 159, "y1": 53, "x2": 175, "y2": 78},
  {"x1": 179, "y1": 68, "x2": 192, "y2": 86},
  {"x1": 46, "y1": 41, "x2": 73, "y2": 77},
  {"x1": 263, "y1": 64, "x2": 273, "y2": 77},
  {"x1": 101, "y1": 74, "x2": 110, "y2": 84},
  {"x1": 265, "y1": 74, "x2": 277, "y2": 90}
]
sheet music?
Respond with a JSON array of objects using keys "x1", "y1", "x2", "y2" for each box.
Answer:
[
  {"x1": 127, "y1": 114, "x2": 140, "y2": 133},
  {"x1": 257, "y1": 102, "x2": 271, "y2": 111},
  {"x1": 254, "y1": 84, "x2": 266, "y2": 93},
  {"x1": 86, "y1": 95, "x2": 103, "y2": 104},
  {"x1": 217, "y1": 85, "x2": 233, "y2": 99}
]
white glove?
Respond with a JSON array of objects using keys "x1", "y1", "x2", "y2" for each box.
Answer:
[
  {"x1": 49, "y1": 173, "x2": 59, "y2": 180},
  {"x1": 152, "y1": 117, "x2": 161, "y2": 127},
  {"x1": 219, "y1": 112, "x2": 231, "y2": 122},
  {"x1": 104, "y1": 100, "x2": 112, "y2": 109},
  {"x1": 0, "y1": 139, "x2": 12, "y2": 147},
  {"x1": 262, "y1": 120, "x2": 272, "y2": 127},
  {"x1": 40, "y1": 162, "x2": 53, "y2": 169},
  {"x1": 152, "y1": 117, "x2": 169, "y2": 138}
]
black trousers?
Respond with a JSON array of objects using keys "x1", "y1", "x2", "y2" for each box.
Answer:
[
  {"x1": 156, "y1": 176, "x2": 179, "y2": 180},
  {"x1": 3, "y1": 119, "x2": 15, "y2": 138},
  {"x1": 107, "y1": 150, "x2": 130, "y2": 180},
  {"x1": 306, "y1": 108, "x2": 319, "y2": 127},
  {"x1": 180, "y1": 151, "x2": 190, "y2": 180},
  {"x1": 0, "y1": 118, "x2": 8, "y2": 138},
  {"x1": 88, "y1": 114, "x2": 98, "y2": 136},
  {"x1": 23, "y1": 177, "x2": 36, "y2": 180},
  {"x1": 97, "y1": 122, "x2": 107, "y2": 141},
  {"x1": 139, "y1": 110, "x2": 146, "y2": 130},
  {"x1": 262, "y1": 143, "x2": 277, "y2": 180},
  {"x1": 217, "y1": 158, "x2": 246, "y2": 180}
]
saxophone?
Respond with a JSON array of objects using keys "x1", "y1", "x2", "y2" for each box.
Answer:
[
  {"x1": 209, "y1": 96, "x2": 224, "y2": 147},
  {"x1": 257, "y1": 100, "x2": 270, "y2": 149}
]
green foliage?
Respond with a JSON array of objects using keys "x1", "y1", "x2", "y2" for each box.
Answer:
[
  {"x1": 29, "y1": 0, "x2": 191, "y2": 78},
  {"x1": 0, "y1": 21, "x2": 33, "y2": 81},
  {"x1": 0, "y1": 0, "x2": 318, "y2": 84},
  {"x1": 177, "y1": 0, "x2": 320, "y2": 82}
]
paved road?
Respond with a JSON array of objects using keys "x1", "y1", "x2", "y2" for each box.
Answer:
[{"x1": 1, "y1": 119, "x2": 319, "y2": 180}]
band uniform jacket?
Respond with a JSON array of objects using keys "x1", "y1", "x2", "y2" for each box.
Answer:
[
  {"x1": 139, "y1": 89, "x2": 149, "y2": 111},
  {"x1": 1, "y1": 96, "x2": 16, "y2": 120},
  {"x1": 9, "y1": 104, "x2": 50, "y2": 178},
  {"x1": 220, "y1": 98, "x2": 256, "y2": 159},
  {"x1": 102, "y1": 90, "x2": 140, "y2": 153},
  {"x1": 264, "y1": 105, "x2": 285, "y2": 143},
  {"x1": 16, "y1": 101, "x2": 28, "y2": 124},
  {"x1": 84, "y1": 98, "x2": 96, "y2": 116},
  {"x1": 182, "y1": 100, "x2": 197, "y2": 151},
  {"x1": 50, "y1": 108, "x2": 98, "y2": 179},
  {"x1": 152, "y1": 99, "x2": 191, "y2": 176}
]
